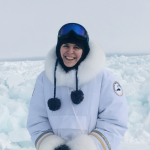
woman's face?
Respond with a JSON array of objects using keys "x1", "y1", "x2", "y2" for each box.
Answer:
[{"x1": 60, "y1": 43, "x2": 83, "y2": 67}]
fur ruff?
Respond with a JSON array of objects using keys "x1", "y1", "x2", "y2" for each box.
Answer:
[
  {"x1": 67, "y1": 134, "x2": 97, "y2": 150},
  {"x1": 45, "y1": 40, "x2": 106, "y2": 89},
  {"x1": 39, "y1": 135, "x2": 65, "y2": 150}
]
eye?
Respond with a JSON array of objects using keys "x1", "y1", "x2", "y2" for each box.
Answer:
[{"x1": 74, "y1": 46, "x2": 81, "y2": 49}]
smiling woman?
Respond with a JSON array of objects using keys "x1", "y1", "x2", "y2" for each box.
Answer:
[
  {"x1": 60, "y1": 43, "x2": 83, "y2": 67},
  {"x1": 27, "y1": 23, "x2": 128, "y2": 150}
]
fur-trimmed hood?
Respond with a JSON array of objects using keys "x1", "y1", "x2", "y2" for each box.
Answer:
[{"x1": 45, "y1": 41, "x2": 106, "y2": 89}]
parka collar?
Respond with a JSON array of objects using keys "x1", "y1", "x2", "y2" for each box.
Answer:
[{"x1": 45, "y1": 41, "x2": 106, "y2": 89}]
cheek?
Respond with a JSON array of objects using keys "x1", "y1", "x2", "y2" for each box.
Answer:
[
  {"x1": 60, "y1": 49, "x2": 65, "y2": 58},
  {"x1": 76, "y1": 51, "x2": 83, "y2": 60}
]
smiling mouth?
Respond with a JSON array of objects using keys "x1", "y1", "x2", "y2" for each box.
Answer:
[{"x1": 65, "y1": 56, "x2": 76, "y2": 60}]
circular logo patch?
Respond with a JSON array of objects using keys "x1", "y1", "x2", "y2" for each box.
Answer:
[{"x1": 113, "y1": 81, "x2": 123, "y2": 96}]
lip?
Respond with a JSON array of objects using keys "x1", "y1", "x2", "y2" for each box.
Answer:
[{"x1": 64, "y1": 56, "x2": 76, "y2": 61}]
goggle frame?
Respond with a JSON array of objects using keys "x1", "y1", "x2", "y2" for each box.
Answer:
[{"x1": 58, "y1": 23, "x2": 89, "y2": 41}]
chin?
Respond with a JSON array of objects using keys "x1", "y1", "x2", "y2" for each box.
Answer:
[
  {"x1": 65, "y1": 64, "x2": 75, "y2": 67},
  {"x1": 64, "y1": 62, "x2": 77, "y2": 67}
]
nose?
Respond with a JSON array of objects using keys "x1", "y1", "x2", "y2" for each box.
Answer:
[{"x1": 67, "y1": 47, "x2": 74, "y2": 54}]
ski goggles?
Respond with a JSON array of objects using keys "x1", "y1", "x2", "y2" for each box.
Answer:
[{"x1": 58, "y1": 23, "x2": 89, "y2": 41}]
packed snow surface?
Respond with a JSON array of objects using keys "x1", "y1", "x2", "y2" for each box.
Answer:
[{"x1": 0, "y1": 55, "x2": 150, "y2": 150}]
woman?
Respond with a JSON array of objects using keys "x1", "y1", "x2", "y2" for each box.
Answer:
[{"x1": 27, "y1": 23, "x2": 128, "y2": 150}]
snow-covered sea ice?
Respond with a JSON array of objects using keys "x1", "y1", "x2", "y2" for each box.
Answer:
[{"x1": 0, "y1": 56, "x2": 150, "y2": 150}]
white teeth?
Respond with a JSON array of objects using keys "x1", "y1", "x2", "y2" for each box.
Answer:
[{"x1": 66, "y1": 57, "x2": 74, "y2": 59}]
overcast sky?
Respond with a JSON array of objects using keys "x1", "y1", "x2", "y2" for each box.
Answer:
[{"x1": 0, "y1": 0, "x2": 150, "y2": 61}]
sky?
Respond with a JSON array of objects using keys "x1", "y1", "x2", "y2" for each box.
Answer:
[{"x1": 0, "y1": 0, "x2": 150, "y2": 61}]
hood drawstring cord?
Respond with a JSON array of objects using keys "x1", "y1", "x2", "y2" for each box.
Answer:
[
  {"x1": 47, "y1": 60, "x2": 84, "y2": 111},
  {"x1": 47, "y1": 59, "x2": 61, "y2": 111},
  {"x1": 71, "y1": 67, "x2": 84, "y2": 104}
]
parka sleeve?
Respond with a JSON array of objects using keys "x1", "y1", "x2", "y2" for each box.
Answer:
[
  {"x1": 27, "y1": 72, "x2": 54, "y2": 148},
  {"x1": 90, "y1": 71, "x2": 128, "y2": 150}
]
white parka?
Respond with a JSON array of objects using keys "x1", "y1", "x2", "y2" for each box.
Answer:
[{"x1": 27, "y1": 41, "x2": 128, "y2": 150}]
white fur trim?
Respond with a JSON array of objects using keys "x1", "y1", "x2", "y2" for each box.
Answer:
[
  {"x1": 45, "y1": 40, "x2": 106, "y2": 88},
  {"x1": 39, "y1": 135, "x2": 65, "y2": 150},
  {"x1": 67, "y1": 134, "x2": 98, "y2": 150}
]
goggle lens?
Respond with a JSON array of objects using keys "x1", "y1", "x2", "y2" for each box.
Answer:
[{"x1": 59, "y1": 24, "x2": 86, "y2": 37}]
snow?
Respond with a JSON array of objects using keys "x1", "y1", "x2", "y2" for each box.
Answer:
[
  {"x1": 9, "y1": 128, "x2": 31, "y2": 142},
  {"x1": 121, "y1": 143, "x2": 150, "y2": 150},
  {"x1": 7, "y1": 74, "x2": 25, "y2": 89},
  {"x1": 0, "y1": 55, "x2": 150, "y2": 150}
]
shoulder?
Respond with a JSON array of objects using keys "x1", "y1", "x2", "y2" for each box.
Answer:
[
  {"x1": 36, "y1": 71, "x2": 45, "y2": 80},
  {"x1": 97, "y1": 69, "x2": 117, "y2": 82},
  {"x1": 36, "y1": 71, "x2": 48, "y2": 84},
  {"x1": 101, "y1": 69, "x2": 116, "y2": 80}
]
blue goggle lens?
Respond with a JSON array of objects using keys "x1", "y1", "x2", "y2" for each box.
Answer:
[{"x1": 59, "y1": 24, "x2": 86, "y2": 37}]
